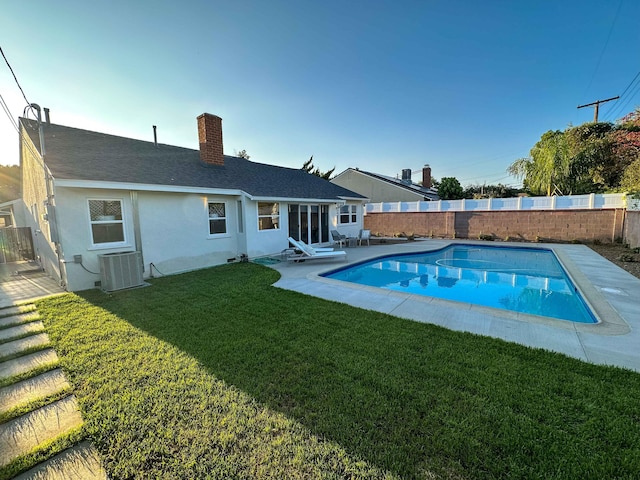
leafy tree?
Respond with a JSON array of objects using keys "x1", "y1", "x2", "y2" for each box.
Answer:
[
  {"x1": 235, "y1": 149, "x2": 250, "y2": 159},
  {"x1": 509, "y1": 122, "x2": 624, "y2": 195},
  {"x1": 508, "y1": 130, "x2": 571, "y2": 196},
  {"x1": 620, "y1": 158, "x2": 640, "y2": 192},
  {"x1": 564, "y1": 123, "x2": 617, "y2": 193},
  {"x1": 438, "y1": 177, "x2": 464, "y2": 200},
  {"x1": 302, "y1": 156, "x2": 335, "y2": 180},
  {"x1": 463, "y1": 183, "x2": 518, "y2": 199},
  {"x1": 612, "y1": 109, "x2": 640, "y2": 191},
  {"x1": 0, "y1": 165, "x2": 20, "y2": 202}
]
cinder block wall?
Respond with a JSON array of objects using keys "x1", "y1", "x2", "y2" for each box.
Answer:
[
  {"x1": 364, "y1": 209, "x2": 626, "y2": 243},
  {"x1": 624, "y1": 211, "x2": 640, "y2": 248}
]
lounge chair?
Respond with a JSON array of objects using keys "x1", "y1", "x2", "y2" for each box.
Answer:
[
  {"x1": 287, "y1": 237, "x2": 347, "y2": 262},
  {"x1": 331, "y1": 230, "x2": 347, "y2": 247},
  {"x1": 358, "y1": 229, "x2": 371, "y2": 246}
]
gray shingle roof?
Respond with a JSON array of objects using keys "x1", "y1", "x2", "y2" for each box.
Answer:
[
  {"x1": 356, "y1": 168, "x2": 439, "y2": 200},
  {"x1": 20, "y1": 118, "x2": 365, "y2": 201}
]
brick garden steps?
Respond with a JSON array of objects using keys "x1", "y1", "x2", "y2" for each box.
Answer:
[
  {"x1": 0, "y1": 321, "x2": 44, "y2": 343},
  {"x1": 0, "y1": 395, "x2": 84, "y2": 467},
  {"x1": 0, "y1": 369, "x2": 70, "y2": 415},
  {"x1": 0, "y1": 312, "x2": 40, "y2": 329}
]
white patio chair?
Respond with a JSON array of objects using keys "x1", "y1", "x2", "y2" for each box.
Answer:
[
  {"x1": 358, "y1": 229, "x2": 371, "y2": 246},
  {"x1": 287, "y1": 237, "x2": 346, "y2": 262}
]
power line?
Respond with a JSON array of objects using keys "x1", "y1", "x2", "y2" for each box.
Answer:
[
  {"x1": 0, "y1": 93, "x2": 46, "y2": 168},
  {"x1": 0, "y1": 46, "x2": 31, "y2": 107},
  {"x1": 612, "y1": 81, "x2": 640, "y2": 121},
  {"x1": 579, "y1": 0, "x2": 624, "y2": 103},
  {"x1": 0, "y1": 92, "x2": 18, "y2": 130},
  {"x1": 603, "y1": 69, "x2": 640, "y2": 121}
]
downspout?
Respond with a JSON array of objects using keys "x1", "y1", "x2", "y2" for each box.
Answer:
[{"x1": 130, "y1": 191, "x2": 144, "y2": 273}]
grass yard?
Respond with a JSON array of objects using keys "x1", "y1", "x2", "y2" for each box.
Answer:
[{"x1": 32, "y1": 263, "x2": 640, "y2": 479}]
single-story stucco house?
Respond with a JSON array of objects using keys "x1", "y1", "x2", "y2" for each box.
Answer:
[{"x1": 17, "y1": 109, "x2": 366, "y2": 291}]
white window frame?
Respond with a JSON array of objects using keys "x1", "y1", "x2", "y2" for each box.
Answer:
[
  {"x1": 258, "y1": 202, "x2": 280, "y2": 231},
  {"x1": 207, "y1": 200, "x2": 229, "y2": 237},
  {"x1": 87, "y1": 198, "x2": 127, "y2": 249},
  {"x1": 338, "y1": 204, "x2": 358, "y2": 225}
]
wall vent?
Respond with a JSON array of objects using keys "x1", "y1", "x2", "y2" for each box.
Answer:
[{"x1": 98, "y1": 251, "x2": 144, "y2": 292}]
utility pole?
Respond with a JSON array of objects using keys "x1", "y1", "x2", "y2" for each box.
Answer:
[{"x1": 577, "y1": 96, "x2": 619, "y2": 122}]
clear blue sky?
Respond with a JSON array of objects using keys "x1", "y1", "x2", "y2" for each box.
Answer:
[{"x1": 2, "y1": 0, "x2": 639, "y2": 188}]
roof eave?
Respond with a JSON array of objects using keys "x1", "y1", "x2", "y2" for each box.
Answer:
[
  {"x1": 338, "y1": 195, "x2": 369, "y2": 202},
  {"x1": 246, "y1": 195, "x2": 350, "y2": 203},
  {"x1": 53, "y1": 178, "x2": 246, "y2": 196}
]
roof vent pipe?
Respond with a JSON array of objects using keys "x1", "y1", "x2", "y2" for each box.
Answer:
[
  {"x1": 153, "y1": 125, "x2": 157, "y2": 147},
  {"x1": 44, "y1": 107, "x2": 50, "y2": 124},
  {"x1": 28, "y1": 103, "x2": 45, "y2": 157}
]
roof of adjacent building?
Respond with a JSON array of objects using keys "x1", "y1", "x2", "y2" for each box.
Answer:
[
  {"x1": 336, "y1": 167, "x2": 439, "y2": 200},
  {"x1": 20, "y1": 118, "x2": 365, "y2": 201}
]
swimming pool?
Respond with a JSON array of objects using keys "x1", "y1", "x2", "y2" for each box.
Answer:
[{"x1": 322, "y1": 244, "x2": 597, "y2": 323}]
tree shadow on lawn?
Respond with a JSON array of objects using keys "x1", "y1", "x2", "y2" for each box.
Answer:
[{"x1": 78, "y1": 263, "x2": 640, "y2": 479}]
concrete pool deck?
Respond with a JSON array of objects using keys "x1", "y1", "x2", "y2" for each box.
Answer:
[{"x1": 268, "y1": 239, "x2": 640, "y2": 373}]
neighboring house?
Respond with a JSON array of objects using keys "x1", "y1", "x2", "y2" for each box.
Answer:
[
  {"x1": 331, "y1": 166, "x2": 439, "y2": 203},
  {"x1": 18, "y1": 110, "x2": 366, "y2": 291},
  {"x1": 0, "y1": 199, "x2": 23, "y2": 227}
]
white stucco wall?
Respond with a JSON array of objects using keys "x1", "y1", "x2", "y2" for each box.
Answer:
[
  {"x1": 20, "y1": 126, "x2": 61, "y2": 284},
  {"x1": 138, "y1": 192, "x2": 242, "y2": 275},
  {"x1": 56, "y1": 188, "x2": 250, "y2": 291},
  {"x1": 243, "y1": 199, "x2": 291, "y2": 258},
  {"x1": 54, "y1": 187, "x2": 137, "y2": 290},
  {"x1": 331, "y1": 201, "x2": 363, "y2": 240},
  {"x1": 52, "y1": 185, "x2": 366, "y2": 291},
  {"x1": 243, "y1": 200, "x2": 365, "y2": 254}
]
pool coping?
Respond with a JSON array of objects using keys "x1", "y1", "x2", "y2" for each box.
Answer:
[
  {"x1": 268, "y1": 239, "x2": 640, "y2": 372},
  {"x1": 314, "y1": 241, "x2": 629, "y2": 335}
]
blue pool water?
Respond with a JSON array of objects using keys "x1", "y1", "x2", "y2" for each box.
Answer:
[{"x1": 322, "y1": 244, "x2": 597, "y2": 323}]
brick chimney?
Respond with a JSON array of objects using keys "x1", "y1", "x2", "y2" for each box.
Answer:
[
  {"x1": 422, "y1": 164, "x2": 432, "y2": 189},
  {"x1": 197, "y1": 113, "x2": 224, "y2": 166}
]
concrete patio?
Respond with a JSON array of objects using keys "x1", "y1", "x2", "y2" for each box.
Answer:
[{"x1": 268, "y1": 239, "x2": 640, "y2": 372}]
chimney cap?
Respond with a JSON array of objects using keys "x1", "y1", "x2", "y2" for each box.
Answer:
[{"x1": 197, "y1": 112, "x2": 223, "y2": 121}]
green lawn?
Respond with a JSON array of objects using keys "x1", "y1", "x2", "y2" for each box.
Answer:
[{"x1": 30, "y1": 263, "x2": 640, "y2": 479}]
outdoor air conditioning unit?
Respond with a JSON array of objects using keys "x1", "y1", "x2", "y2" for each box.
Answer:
[{"x1": 98, "y1": 251, "x2": 144, "y2": 292}]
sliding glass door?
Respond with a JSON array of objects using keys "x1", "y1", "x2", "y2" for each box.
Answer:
[{"x1": 288, "y1": 204, "x2": 330, "y2": 244}]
